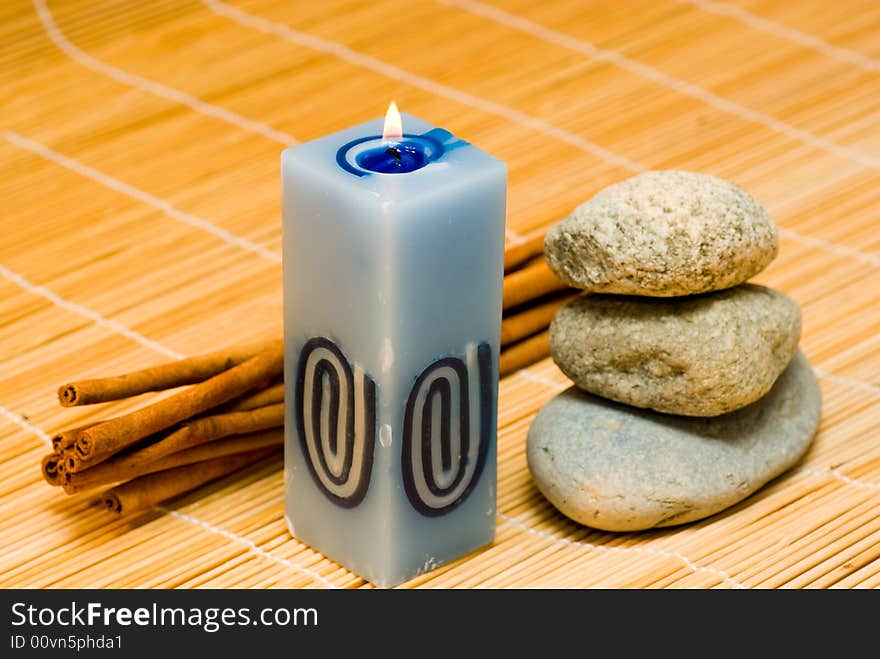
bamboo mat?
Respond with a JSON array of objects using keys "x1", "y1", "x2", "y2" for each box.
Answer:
[{"x1": 1, "y1": 0, "x2": 878, "y2": 589}]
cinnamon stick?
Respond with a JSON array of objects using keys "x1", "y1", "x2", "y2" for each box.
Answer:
[
  {"x1": 67, "y1": 403, "x2": 284, "y2": 475},
  {"x1": 51, "y1": 423, "x2": 95, "y2": 453},
  {"x1": 502, "y1": 259, "x2": 568, "y2": 311},
  {"x1": 160, "y1": 403, "x2": 284, "y2": 453},
  {"x1": 102, "y1": 448, "x2": 279, "y2": 515},
  {"x1": 73, "y1": 340, "x2": 284, "y2": 468},
  {"x1": 499, "y1": 330, "x2": 551, "y2": 377},
  {"x1": 41, "y1": 453, "x2": 63, "y2": 486},
  {"x1": 501, "y1": 294, "x2": 572, "y2": 347},
  {"x1": 64, "y1": 429, "x2": 283, "y2": 494},
  {"x1": 504, "y1": 231, "x2": 546, "y2": 273},
  {"x1": 224, "y1": 382, "x2": 285, "y2": 411},
  {"x1": 58, "y1": 339, "x2": 277, "y2": 407}
]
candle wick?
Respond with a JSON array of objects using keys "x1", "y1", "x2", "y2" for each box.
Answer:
[{"x1": 384, "y1": 146, "x2": 402, "y2": 163}]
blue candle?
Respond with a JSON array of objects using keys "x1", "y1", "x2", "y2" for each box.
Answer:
[{"x1": 282, "y1": 104, "x2": 506, "y2": 587}]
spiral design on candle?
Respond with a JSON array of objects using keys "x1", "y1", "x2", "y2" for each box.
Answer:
[
  {"x1": 295, "y1": 337, "x2": 376, "y2": 508},
  {"x1": 402, "y1": 343, "x2": 493, "y2": 517}
]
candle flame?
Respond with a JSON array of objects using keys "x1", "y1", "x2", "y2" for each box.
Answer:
[{"x1": 382, "y1": 101, "x2": 403, "y2": 141}]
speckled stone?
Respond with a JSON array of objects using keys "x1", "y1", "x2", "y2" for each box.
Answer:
[
  {"x1": 549, "y1": 284, "x2": 801, "y2": 416},
  {"x1": 526, "y1": 351, "x2": 820, "y2": 532},
  {"x1": 544, "y1": 170, "x2": 778, "y2": 296}
]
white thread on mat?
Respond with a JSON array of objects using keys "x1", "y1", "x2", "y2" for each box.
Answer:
[
  {"x1": 813, "y1": 368, "x2": 880, "y2": 397},
  {"x1": 0, "y1": 263, "x2": 184, "y2": 360},
  {"x1": 777, "y1": 228, "x2": 880, "y2": 269},
  {"x1": 441, "y1": 0, "x2": 880, "y2": 170},
  {"x1": 203, "y1": 0, "x2": 880, "y2": 269},
  {"x1": 200, "y1": 0, "x2": 643, "y2": 173},
  {"x1": 0, "y1": 406, "x2": 335, "y2": 588},
  {"x1": 506, "y1": 228, "x2": 523, "y2": 243},
  {"x1": 680, "y1": 0, "x2": 880, "y2": 72},
  {"x1": 36, "y1": 2, "x2": 531, "y2": 251},
  {"x1": 0, "y1": 352, "x2": 334, "y2": 590},
  {"x1": 515, "y1": 369, "x2": 565, "y2": 391},
  {"x1": 5, "y1": 131, "x2": 282, "y2": 265},
  {"x1": 800, "y1": 468, "x2": 880, "y2": 492},
  {"x1": 497, "y1": 512, "x2": 746, "y2": 588},
  {"x1": 158, "y1": 508, "x2": 340, "y2": 588},
  {"x1": 32, "y1": 113, "x2": 867, "y2": 277},
  {"x1": 0, "y1": 404, "x2": 52, "y2": 445},
  {"x1": 33, "y1": 0, "x2": 297, "y2": 145}
]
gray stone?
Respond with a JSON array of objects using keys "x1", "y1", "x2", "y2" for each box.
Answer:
[
  {"x1": 526, "y1": 351, "x2": 820, "y2": 532},
  {"x1": 544, "y1": 170, "x2": 778, "y2": 296},
  {"x1": 550, "y1": 284, "x2": 801, "y2": 416}
]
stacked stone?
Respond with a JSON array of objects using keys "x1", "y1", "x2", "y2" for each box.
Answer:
[{"x1": 527, "y1": 171, "x2": 821, "y2": 532}]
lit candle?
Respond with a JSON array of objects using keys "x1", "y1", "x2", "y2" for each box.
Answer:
[{"x1": 282, "y1": 103, "x2": 506, "y2": 587}]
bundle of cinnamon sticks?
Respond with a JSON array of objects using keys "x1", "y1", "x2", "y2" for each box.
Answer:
[
  {"x1": 499, "y1": 229, "x2": 575, "y2": 375},
  {"x1": 42, "y1": 340, "x2": 287, "y2": 515},
  {"x1": 42, "y1": 230, "x2": 565, "y2": 513}
]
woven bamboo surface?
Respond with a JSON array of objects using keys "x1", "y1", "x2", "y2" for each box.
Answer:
[{"x1": 1, "y1": 0, "x2": 879, "y2": 589}]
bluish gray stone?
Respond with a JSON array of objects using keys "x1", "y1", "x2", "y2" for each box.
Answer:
[{"x1": 527, "y1": 351, "x2": 820, "y2": 532}]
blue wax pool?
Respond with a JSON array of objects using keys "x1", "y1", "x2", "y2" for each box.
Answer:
[{"x1": 357, "y1": 141, "x2": 429, "y2": 173}]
